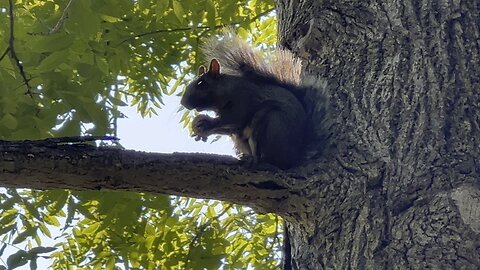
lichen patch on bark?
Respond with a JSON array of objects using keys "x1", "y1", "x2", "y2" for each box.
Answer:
[{"x1": 451, "y1": 185, "x2": 480, "y2": 233}]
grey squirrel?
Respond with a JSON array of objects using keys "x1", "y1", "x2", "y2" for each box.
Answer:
[
  {"x1": 181, "y1": 30, "x2": 329, "y2": 270},
  {"x1": 181, "y1": 30, "x2": 328, "y2": 169}
]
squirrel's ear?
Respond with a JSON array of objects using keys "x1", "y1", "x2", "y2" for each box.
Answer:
[
  {"x1": 208, "y1": 59, "x2": 221, "y2": 76},
  {"x1": 198, "y1": 65, "x2": 206, "y2": 75}
]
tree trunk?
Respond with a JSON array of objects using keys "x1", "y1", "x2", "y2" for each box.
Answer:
[{"x1": 277, "y1": 0, "x2": 480, "y2": 269}]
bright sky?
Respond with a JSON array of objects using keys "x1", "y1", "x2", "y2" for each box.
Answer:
[{"x1": 118, "y1": 95, "x2": 235, "y2": 156}]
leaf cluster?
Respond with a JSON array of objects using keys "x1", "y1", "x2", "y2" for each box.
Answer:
[
  {"x1": 0, "y1": 191, "x2": 284, "y2": 269},
  {"x1": 0, "y1": 0, "x2": 276, "y2": 140},
  {"x1": 0, "y1": 0, "x2": 282, "y2": 269}
]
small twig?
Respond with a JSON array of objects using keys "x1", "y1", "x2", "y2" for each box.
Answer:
[
  {"x1": 8, "y1": 0, "x2": 34, "y2": 98},
  {"x1": 0, "y1": 136, "x2": 120, "y2": 146},
  {"x1": 49, "y1": 0, "x2": 75, "y2": 34},
  {"x1": 28, "y1": 0, "x2": 74, "y2": 36},
  {"x1": 118, "y1": 26, "x2": 216, "y2": 46},
  {"x1": 269, "y1": 216, "x2": 281, "y2": 251},
  {"x1": 0, "y1": 48, "x2": 10, "y2": 62},
  {"x1": 38, "y1": 135, "x2": 120, "y2": 144},
  {"x1": 119, "y1": 7, "x2": 275, "y2": 46},
  {"x1": 184, "y1": 204, "x2": 233, "y2": 268},
  {"x1": 29, "y1": 0, "x2": 75, "y2": 36},
  {"x1": 249, "y1": 7, "x2": 276, "y2": 23}
]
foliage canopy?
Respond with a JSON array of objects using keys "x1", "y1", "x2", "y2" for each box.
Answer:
[{"x1": 0, "y1": 0, "x2": 281, "y2": 269}]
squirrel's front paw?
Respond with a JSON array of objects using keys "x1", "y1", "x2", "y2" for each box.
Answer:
[
  {"x1": 237, "y1": 154, "x2": 257, "y2": 168},
  {"x1": 191, "y1": 115, "x2": 215, "y2": 142}
]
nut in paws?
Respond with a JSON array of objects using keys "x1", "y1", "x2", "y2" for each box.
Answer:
[{"x1": 191, "y1": 115, "x2": 214, "y2": 141}]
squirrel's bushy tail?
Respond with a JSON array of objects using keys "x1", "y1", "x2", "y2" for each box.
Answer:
[{"x1": 202, "y1": 28, "x2": 302, "y2": 86}]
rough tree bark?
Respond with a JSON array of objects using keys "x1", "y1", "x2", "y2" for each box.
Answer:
[
  {"x1": 0, "y1": 140, "x2": 307, "y2": 215},
  {"x1": 1, "y1": 0, "x2": 479, "y2": 269},
  {"x1": 277, "y1": 0, "x2": 480, "y2": 269}
]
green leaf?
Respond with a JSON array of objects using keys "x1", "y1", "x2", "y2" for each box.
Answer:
[
  {"x1": 206, "y1": 207, "x2": 216, "y2": 219},
  {"x1": 12, "y1": 227, "x2": 37, "y2": 245},
  {"x1": 30, "y1": 34, "x2": 74, "y2": 53},
  {"x1": 0, "y1": 208, "x2": 17, "y2": 225},
  {"x1": 0, "y1": 224, "x2": 17, "y2": 235},
  {"x1": 48, "y1": 190, "x2": 69, "y2": 215},
  {"x1": 106, "y1": 256, "x2": 116, "y2": 269},
  {"x1": 29, "y1": 259, "x2": 38, "y2": 270},
  {"x1": 100, "y1": 14, "x2": 123, "y2": 23},
  {"x1": 7, "y1": 250, "x2": 29, "y2": 269},
  {"x1": 96, "y1": 57, "x2": 109, "y2": 74},
  {"x1": 38, "y1": 222, "x2": 52, "y2": 238},
  {"x1": 43, "y1": 215, "x2": 61, "y2": 226},
  {"x1": 23, "y1": 201, "x2": 42, "y2": 220},
  {"x1": 36, "y1": 51, "x2": 69, "y2": 73},
  {"x1": 0, "y1": 113, "x2": 18, "y2": 130},
  {"x1": 29, "y1": 246, "x2": 57, "y2": 254},
  {"x1": 67, "y1": 0, "x2": 101, "y2": 37},
  {"x1": 172, "y1": 1, "x2": 185, "y2": 24},
  {"x1": 1, "y1": 97, "x2": 18, "y2": 114},
  {"x1": 206, "y1": 0, "x2": 217, "y2": 27},
  {"x1": 83, "y1": 222, "x2": 101, "y2": 235},
  {"x1": 76, "y1": 63, "x2": 100, "y2": 79},
  {"x1": 110, "y1": 96, "x2": 128, "y2": 106},
  {"x1": 156, "y1": 0, "x2": 170, "y2": 17},
  {"x1": 0, "y1": 243, "x2": 6, "y2": 257}
]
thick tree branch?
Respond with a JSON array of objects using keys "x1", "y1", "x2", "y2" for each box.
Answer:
[{"x1": 0, "y1": 140, "x2": 311, "y2": 215}]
